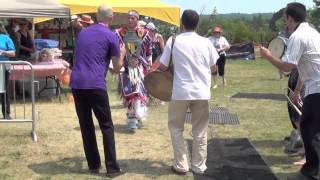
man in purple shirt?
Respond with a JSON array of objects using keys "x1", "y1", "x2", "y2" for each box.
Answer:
[{"x1": 70, "y1": 5, "x2": 125, "y2": 178}]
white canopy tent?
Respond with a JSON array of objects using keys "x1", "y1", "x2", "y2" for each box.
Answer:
[
  {"x1": 0, "y1": 0, "x2": 70, "y2": 18},
  {"x1": 0, "y1": 0, "x2": 69, "y2": 142}
]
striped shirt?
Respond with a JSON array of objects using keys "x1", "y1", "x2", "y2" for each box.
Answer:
[{"x1": 282, "y1": 22, "x2": 320, "y2": 97}]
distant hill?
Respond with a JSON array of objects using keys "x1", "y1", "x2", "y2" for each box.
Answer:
[{"x1": 200, "y1": 13, "x2": 274, "y2": 21}]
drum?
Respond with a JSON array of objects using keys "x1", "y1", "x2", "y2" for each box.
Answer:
[
  {"x1": 144, "y1": 70, "x2": 173, "y2": 102},
  {"x1": 268, "y1": 36, "x2": 287, "y2": 58}
]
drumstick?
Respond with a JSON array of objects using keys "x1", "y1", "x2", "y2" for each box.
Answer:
[
  {"x1": 288, "y1": 87, "x2": 303, "y2": 109},
  {"x1": 286, "y1": 93, "x2": 302, "y2": 116}
]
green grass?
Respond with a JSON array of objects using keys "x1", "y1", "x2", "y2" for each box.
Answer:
[{"x1": 0, "y1": 59, "x2": 299, "y2": 179}]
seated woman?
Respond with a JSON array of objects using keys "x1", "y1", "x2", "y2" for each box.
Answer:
[{"x1": 16, "y1": 19, "x2": 35, "y2": 61}]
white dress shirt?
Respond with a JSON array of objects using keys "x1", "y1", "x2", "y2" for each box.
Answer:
[{"x1": 282, "y1": 22, "x2": 320, "y2": 97}]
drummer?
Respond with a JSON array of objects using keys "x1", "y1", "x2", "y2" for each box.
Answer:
[
  {"x1": 268, "y1": 22, "x2": 305, "y2": 157},
  {"x1": 159, "y1": 10, "x2": 219, "y2": 175},
  {"x1": 260, "y1": 2, "x2": 320, "y2": 180}
]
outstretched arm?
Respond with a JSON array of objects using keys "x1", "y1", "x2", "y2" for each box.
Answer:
[
  {"x1": 2, "y1": 51, "x2": 15, "y2": 57},
  {"x1": 111, "y1": 43, "x2": 126, "y2": 73},
  {"x1": 260, "y1": 46, "x2": 296, "y2": 72}
]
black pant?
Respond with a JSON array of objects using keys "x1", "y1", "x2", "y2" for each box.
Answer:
[
  {"x1": 300, "y1": 93, "x2": 320, "y2": 177},
  {"x1": 217, "y1": 54, "x2": 226, "y2": 76},
  {"x1": 72, "y1": 89, "x2": 120, "y2": 172},
  {"x1": 1, "y1": 70, "x2": 10, "y2": 118},
  {"x1": 287, "y1": 69, "x2": 300, "y2": 129}
]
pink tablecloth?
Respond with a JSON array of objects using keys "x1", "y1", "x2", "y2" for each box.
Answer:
[{"x1": 10, "y1": 60, "x2": 69, "y2": 81}]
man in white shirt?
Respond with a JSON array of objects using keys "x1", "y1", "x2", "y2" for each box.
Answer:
[
  {"x1": 260, "y1": 2, "x2": 320, "y2": 180},
  {"x1": 159, "y1": 10, "x2": 219, "y2": 175},
  {"x1": 208, "y1": 26, "x2": 230, "y2": 87}
]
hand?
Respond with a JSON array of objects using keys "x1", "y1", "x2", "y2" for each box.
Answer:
[
  {"x1": 0, "y1": 50, "x2": 5, "y2": 56},
  {"x1": 0, "y1": 51, "x2": 11, "y2": 57},
  {"x1": 260, "y1": 46, "x2": 272, "y2": 60},
  {"x1": 148, "y1": 67, "x2": 155, "y2": 73},
  {"x1": 290, "y1": 90, "x2": 303, "y2": 108},
  {"x1": 120, "y1": 43, "x2": 126, "y2": 55},
  {"x1": 29, "y1": 48, "x2": 36, "y2": 53},
  {"x1": 109, "y1": 68, "x2": 117, "y2": 74}
]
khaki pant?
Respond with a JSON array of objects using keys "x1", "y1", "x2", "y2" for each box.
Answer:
[{"x1": 168, "y1": 100, "x2": 209, "y2": 173}]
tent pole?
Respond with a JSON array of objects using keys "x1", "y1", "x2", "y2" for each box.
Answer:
[
  {"x1": 31, "y1": 19, "x2": 36, "y2": 44},
  {"x1": 58, "y1": 18, "x2": 61, "y2": 49},
  {"x1": 70, "y1": 17, "x2": 75, "y2": 68}
]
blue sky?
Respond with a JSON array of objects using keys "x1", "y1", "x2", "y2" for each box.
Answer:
[{"x1": 162, "y1": 0, "x2": 316, "y2": 14}]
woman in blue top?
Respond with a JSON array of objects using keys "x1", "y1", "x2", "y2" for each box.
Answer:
[{"x1": 0, "y1": 22, "x2": 16, "y2": 119}]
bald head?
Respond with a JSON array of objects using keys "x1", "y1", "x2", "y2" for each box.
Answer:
[{"x1": 97, "y1": 4, "x2": 113, "y2": 23}]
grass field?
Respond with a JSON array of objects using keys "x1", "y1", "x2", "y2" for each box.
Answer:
[{"x1": 0, "y1": 59, "x2": 300, "y2": 179}]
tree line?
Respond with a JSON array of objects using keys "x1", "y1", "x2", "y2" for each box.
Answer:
[{"x1": 157, "y1": 0, "x2": 320, "y2": 44}]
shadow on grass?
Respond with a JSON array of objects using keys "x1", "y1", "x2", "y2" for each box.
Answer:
[
  {"x1": 230, "y1": 92, "x2": 286, "y2": 101},
  {"x1": 187, "y1": 138, "x2": 282, "y2": 180},
  {"x1": 28, "y1": 157, "x2": 172, "y2": 177},
  {"x1": 110, "y1": 104, "x2": 125, "y2": 110},
  {"x1": 276, "y1": 172, "x2": 304, "y2": 180},
  {"x1": 118, "y1": 159, "x2": 173, "y2": 177},
  {"x1": 251, "y1": 139, "x2": 285, "y2": 149},
  {"x1": 28, "y1": 156, "x2": 90, "y2": 175},
  {"x1": 74, "y1": 124, "x2": 138, "y2": 135},
  {"x1": 251, "y1": 139, "x2": 296, "y2": 166}
]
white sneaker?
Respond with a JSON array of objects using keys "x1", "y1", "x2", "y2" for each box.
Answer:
[
  {"x1": 212, "y1": 84, "x2": 218, "y2": 89},
  {"x1": 137, "y1": 119, "x2": 144, "y2": 129},
  {"x1": 128, "y1": 118, "x2": 138, "y2": 130}
]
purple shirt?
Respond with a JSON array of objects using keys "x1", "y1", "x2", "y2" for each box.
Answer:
[{"x1": 70, "y1": 24, "x2": 120, "y2": 90}]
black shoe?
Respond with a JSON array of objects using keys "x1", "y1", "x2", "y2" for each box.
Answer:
[
  {"x1": 284, "y1": 136, "x2": 291, "y2": 141},
  {"x1": 171, "y1": 166, "x2": 187, "y2": 175},
  {"x1": 287, "y1": 172, "x2": 317, "y2": 180},
  {"x1": 4, "y1": 115, "x2": 12, "y2": 120},
  {"x1": 191, "y1": 169, "x2": 206, "y2": 175},
  {"x1": 89, "y1": 166, "x2": 101, "y2": 174},
  {"x1": 106, "y1": 169, "x2": 125, "y2": 178},
  {"x1": 287, "y1": 148, "x2": 305, "y2": 157}
]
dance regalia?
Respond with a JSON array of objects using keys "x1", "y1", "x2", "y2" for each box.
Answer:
[{"x1": 115, "y1": 26, "x2": 152, "y2": 119}]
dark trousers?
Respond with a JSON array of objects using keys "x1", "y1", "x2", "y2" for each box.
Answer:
[
  {"x1": 72, "y1": 89, "x2": 120, "y2": 172},
  {"x1": 1, "y1": 70, "x2": 10, "y2": 118},
  {"x1": 300, "y1": 93, "x2": 320, "y2": 177},
  {"x1": 287, "y1": 69, "x2": 300, "y2": 129},
  {"x1": 217, "y1": 54, "x2": 226, "y2": 76}
]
